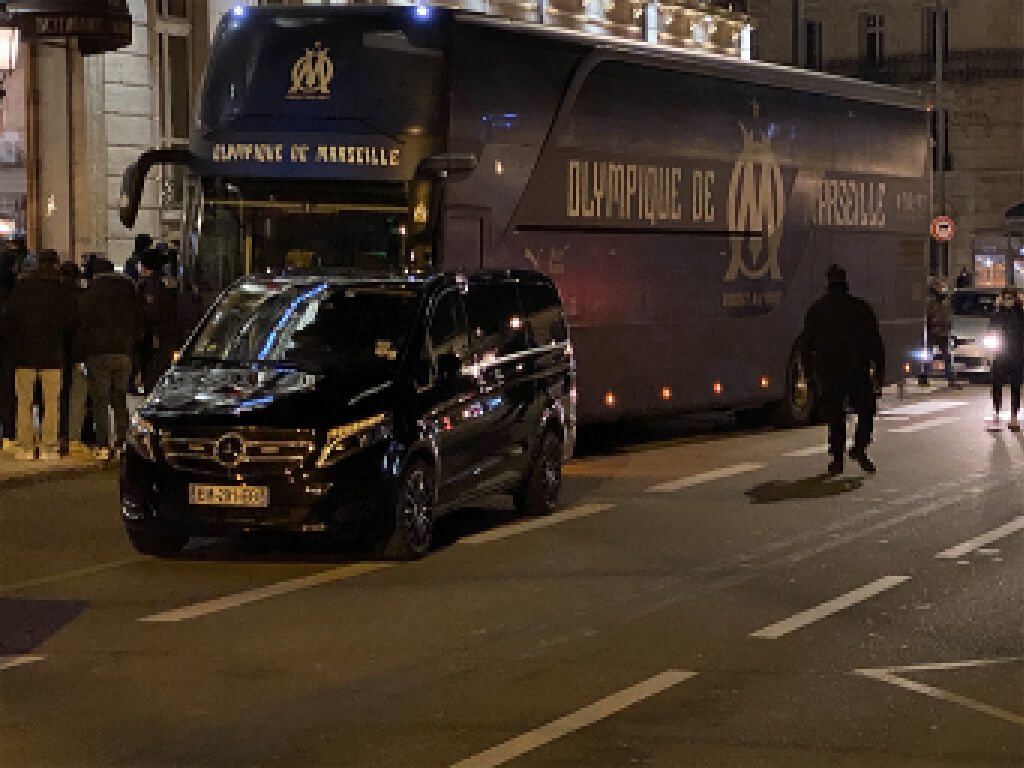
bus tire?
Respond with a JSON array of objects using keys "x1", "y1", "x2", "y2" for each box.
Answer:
[{"x1": 773, "y1": 343, "x2": 816, "y2": 427}]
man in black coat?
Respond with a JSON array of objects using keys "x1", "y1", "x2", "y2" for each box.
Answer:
[
  {"x1": 0, "y1": 245, "x2": 17, "y2": 445},
  {"x1": 801, "y1": 264, "x2": 886, "y2": 476},
  {"x1": 139, "y1": 248, "x2": 179, "y2": 393},
  {"x1": 987, "y1": 288, "x2": 1024, "y2": 431},
  {"x1": 77, "y1": 258, "x2": 144, "y2": 458},
  {"x1": 3, "y1": 250, "x2": 78, "y2": 459}
]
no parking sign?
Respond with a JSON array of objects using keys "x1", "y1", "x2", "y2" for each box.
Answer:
[{"x1": 930, "y1": 216, "x2": 955, "y2": 242}]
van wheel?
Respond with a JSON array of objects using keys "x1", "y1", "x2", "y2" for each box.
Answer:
[
  {"x1": 514, "y1": 431, "x2": 562, "y2": 516},
  {"x1": 126, "y1": 527, "x2": 187, "y2": 558},
  {"x1": 773, "y1": 343, "x2": 816, "y2": 427},
  {"x1": 383, "y1": 459, "x2": 435, "y2": 560}
]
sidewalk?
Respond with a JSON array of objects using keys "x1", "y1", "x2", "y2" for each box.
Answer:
[{"x1": 0, "y1": 447, "x2": 109, "y2": 486}]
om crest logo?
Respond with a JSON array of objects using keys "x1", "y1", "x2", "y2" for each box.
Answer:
[
  {"x1": 725, "y1": 123, "x2": 786, "y2": 282},
  {"x1": 288, "y1": 42, "x2": 334, "y2": 100}
]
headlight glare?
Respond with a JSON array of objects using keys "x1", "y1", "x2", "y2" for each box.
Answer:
[
  {"x1": 317, "y1": 413, "x2": 391, "y2": 468},
  {"x1": 983, "y1": 333, "x2": 1001, "y2": 351}
]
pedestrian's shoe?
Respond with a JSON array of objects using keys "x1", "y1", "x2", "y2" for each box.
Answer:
[
  {"x1": 848, "y1": 447, "x2": 876, "y2": 473},
  {"x1": 1009, "y1": 414, "x2": 1021, "y2": 431},
  {"x1": 827, "y1": 459, "x2": 843, "y2": 477}
]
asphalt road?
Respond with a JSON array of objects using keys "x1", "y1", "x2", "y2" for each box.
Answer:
[{"x1": 1, "y1": 385, "x2": 1022, "y2": 767}]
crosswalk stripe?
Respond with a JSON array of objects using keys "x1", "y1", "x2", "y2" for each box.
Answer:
[
  {"x1": 888, "y1": 416, "x2": 960, "y2": 434},
  {"x1": 646, "y1": 463, "x2": 764, "y2": 493}
]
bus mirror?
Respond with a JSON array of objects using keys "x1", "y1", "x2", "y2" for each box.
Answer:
[
  {"x1": 118, "y1": 148, "x2": 199, "y2": 228},
  {"x1": 415, "y1": 153, "x2": 477, "y2": 181}
]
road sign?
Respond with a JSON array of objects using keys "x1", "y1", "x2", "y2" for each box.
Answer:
[{"x1": 931, "y1": 216, "x2": 955, "y2": 242}]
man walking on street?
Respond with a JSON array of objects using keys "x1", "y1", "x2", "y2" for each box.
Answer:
[
  {"x1": 3, "y1": 250, "x2": 78, "y2": 459},
  {"x1": 802, "y1": 264, "x2": 886, "y2": 476},
  {"x1": 926, "y1": 282, "x2": 961, "y2": 389},
  {"x1": 987, "y1": 287, "x2": 1024, "y2": 431},
  {"x1": 77, "y1": 258, "x2": 143, "y2": 459}
]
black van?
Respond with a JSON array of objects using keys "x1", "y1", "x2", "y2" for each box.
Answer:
[{"x1": 120, "y1": 271, "x2": 575, "y2": 559}]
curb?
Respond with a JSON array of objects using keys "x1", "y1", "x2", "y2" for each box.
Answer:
[{"x1": 0, "y1": 460, "x2": 114, "y2": 491}]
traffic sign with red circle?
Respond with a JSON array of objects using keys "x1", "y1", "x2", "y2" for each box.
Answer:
[{"x1": 931, "y1": 216, "x2": 955, "y2": 241}]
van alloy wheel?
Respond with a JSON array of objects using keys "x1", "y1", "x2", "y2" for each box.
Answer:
[
  {"x1": 384, "y1": 460, "x2": 435, "y2": 560},
  {"x1": 514, "y1": 431, "x2": 562, "y2": 516}
]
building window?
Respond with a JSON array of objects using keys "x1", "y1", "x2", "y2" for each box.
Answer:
[
  {"x1": 923, "y1": 7, "x2": 949, "y2": 63},
  {"x1": 804, "y1": 20, "x2": 822, "y2": 70},
  {"x1": 862, "y1": 13, "x2": 885, "y2": 65},
  {"x1": 159, "y1": 0, "x2": 188, "y2": 18}
]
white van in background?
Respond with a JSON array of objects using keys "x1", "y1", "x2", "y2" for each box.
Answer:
[{"x1": 950, "y1": 288, "x2": 1001, "y2": 379}]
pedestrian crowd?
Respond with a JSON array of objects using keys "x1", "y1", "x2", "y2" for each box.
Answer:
[{"x1": 0, "y1": 234, "x2": 189, "y2": 461}]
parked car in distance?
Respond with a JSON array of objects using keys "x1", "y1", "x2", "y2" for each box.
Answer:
[
  {"x1": 950, "y1": 288, "x2": 1001, "y2": 379},
  {"x1": 120, "y1": 270, "x2": 576, "y2": 560}
]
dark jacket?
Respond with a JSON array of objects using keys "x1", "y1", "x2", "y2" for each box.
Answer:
[
  {"x1": 2, "y1": 268, "x2": 79, "y2": 369},
  {"x1": 140, "y1": 273, "x2": 179, "y2": 352},
  {"x1": 76, "y1": 273, "x2": 144, "y2": 359},
  {"x1": 989, "y1": 303, "x2": 1024, "y2": 365},
  {"x1": 802, "y1": 283, "x2": 886, "y2": 382}
]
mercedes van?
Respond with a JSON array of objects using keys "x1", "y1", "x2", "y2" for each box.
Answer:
[{"x1": 120, "y1": 271, "x2": 575, "y2": 559}]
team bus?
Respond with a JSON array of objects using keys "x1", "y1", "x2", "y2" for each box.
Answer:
[{"x1": 120, "y1": 3, "x2": 930, "y2": 424}]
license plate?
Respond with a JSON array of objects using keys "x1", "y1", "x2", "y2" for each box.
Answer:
[{"x1": 188, "y1": 484, "x2": 269, "y2": 507}]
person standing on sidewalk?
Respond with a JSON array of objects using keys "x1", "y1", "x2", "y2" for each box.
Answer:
[
  {"x1": 77, "y1": 258, "x2": 144, "y2": 460},
  {"x1": 987, "y1": 287, "x2": 1024, "y2": 431},
  {"x1": 801, "y1": 264, "x2": 886, "y2": 476},
  {"x1": 2, "y1": 250, "x2": 78, "y2": 460},
  {"x1": 139, "y1": 248, "x2": 179, "y2": 394},
  {"x1": 0, "y1": 245, "x2": 17, "y2": 447}
]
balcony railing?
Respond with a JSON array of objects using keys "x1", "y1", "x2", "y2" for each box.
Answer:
[{"x1": 824, "y1": 49, "x2": 1024, "y2": 84}]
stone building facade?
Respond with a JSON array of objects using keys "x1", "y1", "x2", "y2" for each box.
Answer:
[
  {"x1": 14, "y1": 0, "x2": 215, "y2": 267},
  {"x1": 747, "y1": 0, "x2": 1024, "y2": 286}
]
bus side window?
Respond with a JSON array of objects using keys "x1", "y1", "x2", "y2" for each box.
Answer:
[
  {"x1": 428, "y1": 290, "x2": 470, "y2": 373},
  {"x1": 519, "y1": 281, "x2": 568, "y2": 347},
  {"x1": 466, "y1": 280, "x2": 527, "y2": 358}
]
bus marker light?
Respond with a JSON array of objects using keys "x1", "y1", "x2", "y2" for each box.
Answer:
[
  {"x1": 604, "y1": 392, "x2": 616, "y2": 407},
  {"x1": 661, "y1": 386, "x2": 672, "y2": 400},
  {"x1": 903, "y1": 363, "x2": 911, "y2": 374},
  {"x1": 494, "y1": 160, "x2": 504, "y2": 175},
  {"x1": 172, "y1": 350, "x2": 181, "y2": 363},
  {"x1": 713, "y1": 381, "x2": 723, "y2": 395},
  {"x1": 509, "y1": 315, "x2": 522, "y2": 330},
  {"x1": 759, "y1": 376, "x2": 769, "y2": 389}
]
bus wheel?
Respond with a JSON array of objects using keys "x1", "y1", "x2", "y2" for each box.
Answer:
[{"x1": 773, "y1": 345, "x2": 815, "y2": 427}]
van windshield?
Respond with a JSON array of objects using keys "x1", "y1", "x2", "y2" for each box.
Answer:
[
  {"x1": 182, "y1": 281, "x2": 422, "y2": 372},
  {"x1": 951, "y1": 291, "x2": 999, "y2": 317}
]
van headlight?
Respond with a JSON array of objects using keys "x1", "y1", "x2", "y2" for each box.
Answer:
[
  {"x1": 127, "y1": 413, "x2": 158, "y2": 461},
  {"x1": 316, "y1": 413, "x2": 392, "y2": 468},
  {"x1": 982, "y1": 333, "x2": 1001, "y2": 351}
]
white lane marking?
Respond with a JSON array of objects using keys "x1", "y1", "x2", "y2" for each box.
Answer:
[
  {"x1": 751, "y1": 575, "x2": 910, "y2": 640},
  {"x1": 647, "y1": 462, "x2": 764, "y2": 493},
  {"x1": 0, "y1": 557, "x2": 142, "y2": 595},
  {"x1": 461, "y1": 504, "x2": 616, "y2": 545},
  {"x1": 855, "y1": 661, "x2": 1024, "y2": 727},
  {"x1": 783, "y1": 444, "x2": 829, "y2": 457},
  {"x1": 936, "y1": 516, "x2": 1024, "y2": 560},
  {"x1": 137, "y1": 563, "x2": 391, "y2": 623},
  {"x1": 0, "y1": 655, "x2": 45, "y2": 671},
  {"x1": 878, "y1": 400, "x2": 967, "y2": 417},
  {"x1": 450, "y1": 669, "x2": 695, "y2": 768},
  {"x1": 888, "y1": 416, "x2": 960, "y2": 434}
]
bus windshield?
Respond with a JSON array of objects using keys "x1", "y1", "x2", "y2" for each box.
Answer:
[
  {"x1": 183, "y1": 280, "x2": 423, "y2": 373},
  {"x1": 188, "y1": 178, "x2": 422, "y2": 293}
]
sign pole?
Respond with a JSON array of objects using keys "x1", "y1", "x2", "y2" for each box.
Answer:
[{"x1": 935, "y1": 0, "x2": 947, "y2": 277}]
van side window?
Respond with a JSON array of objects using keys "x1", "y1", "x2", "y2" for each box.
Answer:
[
  {"x1": 466, "y1": 280, "x2": 527, "y2": 357},
  {"x1": 428, "y1": 289, "x2": 470, "y2": 363},
  {"x1": 518, "y1": 281, "x2": 568, "y2": 346}
]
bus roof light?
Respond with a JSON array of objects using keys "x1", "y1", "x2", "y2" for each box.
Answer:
[
  {"x1": 759, "y1": 376, "x2": 769, "y2": 389},
  {"x1": 232, "y1": 5, "x2": 245, "y2": 17},
  {"x1": 661, "y1": 386, "x2": 672, "y2": 400},
  {"x1": 713, "y1": 381, "x2": 723, "y2": 395},
  {"x1": 414, "y1": 4, "x2": 432, "y2": 19},
  {"x1": 604, "y1": 391, "x2": 616, "y2": 407}
]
